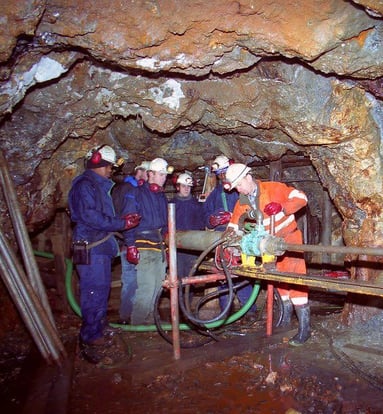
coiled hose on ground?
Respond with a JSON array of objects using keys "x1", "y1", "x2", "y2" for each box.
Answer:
[{"x1": 153, "y1": 235, "x2": 261, "y2": 347}]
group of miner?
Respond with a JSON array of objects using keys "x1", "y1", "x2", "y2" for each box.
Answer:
[{"x1": 68, "y1": 144, "x2": 310, "y2": 363}]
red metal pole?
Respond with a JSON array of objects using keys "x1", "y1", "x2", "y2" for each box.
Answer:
[
  {"x1": 168, "y1": 203, "x2": 180, "y2": 360},
  {"x1": 266, "y1": 284, "x2": 273, "y2": 336},
  {"x1": 266, "y1": 214, "x2": 275, "y2": 336}
]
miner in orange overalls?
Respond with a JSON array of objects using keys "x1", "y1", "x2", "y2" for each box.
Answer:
[{"x1": 224, "y1": 163, "x2": 310, "y2": 346}]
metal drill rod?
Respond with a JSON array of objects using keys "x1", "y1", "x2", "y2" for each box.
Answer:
[
  {"x1": 168, "y1": 230, "x2": 383, "y2": 257},
  {"x1": 0, "y1": 151, "x2": 57, "y2": 328},
  {"x1": 0, "y1": 230, "x2": 65, "y2": 363},
  {"x1": 269, "y1": 239, "x2": 383, "y2": 257}
]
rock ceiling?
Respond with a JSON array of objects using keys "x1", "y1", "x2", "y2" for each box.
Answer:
[{"x1": 0, "y1": 0, "x2": 383, "y2": 250}]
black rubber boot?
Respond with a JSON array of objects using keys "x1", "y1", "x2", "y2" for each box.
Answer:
[
  {"x1": 79, "y1": 335, "x2": 111, "y2": 364},
  {"x1": 279, "y1": 299, "x2": 293, "y2": 327},
  {"x1": 289, "y1": 303, "x2": 311, "y2": 346}
]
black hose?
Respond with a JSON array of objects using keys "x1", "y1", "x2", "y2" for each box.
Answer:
[
  {"x1": 178, "y1": 236, "x2": 235, "y2": 326},
  {"x1": 153, "y1": 286, "x2": 216, "y2": 348},
  {"x1": 193, "y1": 280, "x2": 250, "y2": 315}
]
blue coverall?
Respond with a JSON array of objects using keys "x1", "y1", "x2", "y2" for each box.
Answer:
[
  {"x1": 122, "y1": 181, "x2": 168, "y2": 325},
  {"x1": 203, "y1": 182, "x2": 239, "y2": 231},
  {"x1": 112, "y1": 176, "x2": 140, "y2": 321},
  {"x1": 68, "y1": 170, "x2": 125, "y2": 344},
  {"x1": 171, "y1": 193, "x2": 205, "y2": 278}
]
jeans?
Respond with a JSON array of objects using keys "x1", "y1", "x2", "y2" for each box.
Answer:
[
  {"x1": 77, "y1": 253, "x2": 112, "y2": 343},
  {"x1": 131, "y1": 248, "x2": 166, "y2": 325},
  {"x1": 119, "y1": 247, "x2": 138, "y2": 320}
]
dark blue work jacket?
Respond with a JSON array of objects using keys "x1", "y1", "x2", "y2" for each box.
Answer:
[
  {"x1": 122, "y1": 181, "x2": 168, "y2": 246},
  {"x1": 170, "y1": 194, "x2": 205, "y2": 231},
  {"x1": 112, "y1": 175, "x2": 138, "y2": 216},
  {"x1": 68, "y1": 170, "x2": 125, "y2": 256},
  {"x1": 203, "y1": 182, "x2": 239, "y2": 229}
]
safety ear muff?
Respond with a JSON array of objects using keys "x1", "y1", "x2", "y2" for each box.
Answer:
[
  {"x1": 223, "y1": 180, "x2": 231, "y2": 190},
  {"x1": 89, "y1": 144, "x2": 107, "y2": 165},
  {"x1": 149, "y1": 183, "x2": 163, "y2": 193},
  {"x1": 90, "y1": 149, "x2": 102, "y2": 164}
]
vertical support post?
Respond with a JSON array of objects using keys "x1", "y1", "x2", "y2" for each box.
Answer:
[
  {"x1": 266, "y1": 160, "x2": 282, "y2": 336},
  {"x1": 266, "y1": 214, "x2": 275, "y2": 336},
  {"x1": 168, "y1": 203, "x2": 180, "y2": 360},
  {"x1": 321, "y1": 189, "x2": 332, "y2": 268}
]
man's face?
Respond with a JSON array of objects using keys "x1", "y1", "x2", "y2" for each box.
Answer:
[
  {"x1": 149, "y1": 170, "x2": 167, "y2": 187},
  {"x1": 93, "y1": 164, "x2": 113, "y2": 179},
  {"x1": 135, "y1": 168, "x2": 148, "y2": 182},
  {"x1": 235, "y1": 174, "x2": 253, "y2": 195},
  {"x1": 216, "y1": 170, "x2": 227, "y2": 182},
  {"x1": 178, "y1": 183, "x2": 191, "y2": 197}
]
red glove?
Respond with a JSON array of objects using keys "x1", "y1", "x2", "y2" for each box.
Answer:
[
  {"x1": 264, "y1": 202, "x2": 282, "y2": 216},
  {"x1": 124, "y1": 213, "x2": 141, "y2": 230},
  {"x1": 126, "y1": 245, "x2": 140, "y2": 264},
  {"x1": 209, "y1": 211, "x2": 231, "y2": 227}
]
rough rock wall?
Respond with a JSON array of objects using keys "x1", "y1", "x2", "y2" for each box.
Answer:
[{"x1": 0, "y1": 0, "x2": 383, "y2": 256}]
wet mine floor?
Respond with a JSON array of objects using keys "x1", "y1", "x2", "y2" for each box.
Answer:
[
  {"x1": 2, "y1": 292, "x2": 383, "y2": 414},
  {"x1": 1, "y1": 257, "x2": 383, "y2": 414},
  {"x1": 66, "y1": 310, "x2": 383, "y2": 414}
]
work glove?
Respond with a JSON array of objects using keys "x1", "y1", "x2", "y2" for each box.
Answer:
[
  {"x1": 264, "y1": 202, "x2": 282, "y2": 216},
  {"x1": 124, "y1": 213, "x2": 141, "y2": 230},
  {"x1": 209, "y1": 211, "x2": 231, "y2": 227},
  {"x1": 126, "y1": 245, "x2": 140, "y2": 264}
]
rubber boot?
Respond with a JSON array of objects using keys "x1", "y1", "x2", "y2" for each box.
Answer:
[
  {"x1": 279, "y1": 299, "x2": 293, "y2": 327},
  {"x1": 289, "y1": 303, "x2": 311, "y2": 346},
  {"x1": 79, "y1": 336, "x2": 107, "y2": 364}
]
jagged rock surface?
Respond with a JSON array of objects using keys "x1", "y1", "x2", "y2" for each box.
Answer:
[{"x1": 0, "y1": 0, "x2": 382, "y2": 267}]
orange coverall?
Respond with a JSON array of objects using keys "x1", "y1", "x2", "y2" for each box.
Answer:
[{"x1": 228, "y1": 180, "x2": 308, "y2": 305}]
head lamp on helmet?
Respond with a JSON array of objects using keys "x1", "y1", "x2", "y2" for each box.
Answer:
[
  {"x1": 225, "y1": 163, "x2": 251, "y2": 190},
  {"x1": 176, "y1": 172, "x2": 193, "y2": 187},
  {"x1": 149, "y1": 158, "x2": 174, "y2": 174},
  {"x1": 211, "y1": 155, "x2": 232, "y2": 175}
]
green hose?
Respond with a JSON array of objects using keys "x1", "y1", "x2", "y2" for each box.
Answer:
[
  {"x1": 33, "y1": 250, "x2": 260, "y2": 332},
  {"x1": 33, "y1": 250, "x2": 80, "y2": 315}
]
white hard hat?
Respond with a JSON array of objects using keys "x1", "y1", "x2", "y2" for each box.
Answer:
[
  {"x1": 211, "y1": 155, "x2": 230, "y2": 173},
  {"x1": 176, "y1": 172, "x2": 193, "y2": 186},
  {"x1": 149, "y1": 158, "x2": 174, "y2": 174},
  {"x1": 86, "y1": 145, "x2": 118, "y2": 168},
  {"x1": 134, "y1": 160, "x2": 151, "y2": 171},
  {"x1": 225, "y1": 163, "x2": 251, "y2": 190}
]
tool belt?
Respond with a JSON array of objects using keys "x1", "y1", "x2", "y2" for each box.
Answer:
[
  {"x1": 72, "y1": 232, "x2": 123, "y2": 265},
  {"x1": 135, "y1": 229, "x2": 167, "y2": 262}
]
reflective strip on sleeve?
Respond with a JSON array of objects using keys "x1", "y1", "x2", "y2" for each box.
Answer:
[{"x1": 288, "y1": 189, "x2": 308, "y2": 202}]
